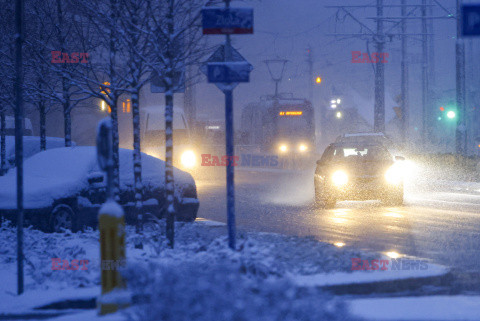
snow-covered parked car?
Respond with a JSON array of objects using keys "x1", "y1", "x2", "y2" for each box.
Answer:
[
  {"x1": 0, "y1": 147, "x2": 199, "y2": 232},
  {"x1": 4, "y1": 136, "x2": 68, "y2": 171}
]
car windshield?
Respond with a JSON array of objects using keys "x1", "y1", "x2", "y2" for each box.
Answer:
[{"x1": 332, "y1": 145, "x2": 392, "y2": 162}]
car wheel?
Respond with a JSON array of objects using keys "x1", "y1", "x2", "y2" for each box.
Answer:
[
  {"x1": 50, "y1": 204, "x2": 76, "y2": 233},
  {"x1": 324, "y1": 198, "x2": 336, "y2": 209},
  {"x1": 176, "y1": 204, "x2": 198, "y2": 222},
  {"x1": 314, "y1": 187, "x2": 336, "y2": 209}
]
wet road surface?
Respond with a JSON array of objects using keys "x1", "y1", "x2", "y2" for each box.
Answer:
[{"x1": 196, "y1": 168, "x2": 480, "y2": 273}]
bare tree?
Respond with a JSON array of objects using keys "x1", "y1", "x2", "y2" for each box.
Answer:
[
  {"x1": 115, "y1": 0, "x2": 153, "y2": 246},
  {"x1": 0, "y1": 0, "x2": 16, "y2": 175},
  {"x1": 148, "y1": 0, "x2": 217, "y2": 247},
  {"x1": 54, "y1": 0, "x2": 132, "y2": 200}
]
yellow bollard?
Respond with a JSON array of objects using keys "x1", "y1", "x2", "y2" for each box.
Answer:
[{"x1": 97, "y1": 200, "x2": 129, "y2": 315}]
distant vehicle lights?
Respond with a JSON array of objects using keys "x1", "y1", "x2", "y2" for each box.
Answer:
[{"x1": 331, "y1": 97, "x2": 341, "y2": 109}]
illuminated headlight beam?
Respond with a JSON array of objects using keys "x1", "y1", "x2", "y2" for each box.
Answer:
[
  {"x1": 385, "y1": 165, "x2": 403, "y2": 185},
  {"x1": 332, "y1": 170, "x2": 348, "y2": 187},
  {"x1": 180, "y1": 150, "x2": 196, "y2": 168}
]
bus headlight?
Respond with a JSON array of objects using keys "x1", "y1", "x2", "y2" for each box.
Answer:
[
  {"x1": 332, "y1": 170, "x2": 348, "y2": 187},
  {"x1": 180, "y1": 150, "x2": 196, "y2": 168},
  {"x1": 279, "y1": 144, "x2": 288, "y2": 153},
  {"x1": 298, "y1": 144, "x2": 308, "y2": 152},
  {"x1": 385, "y1": 165, "x2": 403, "y2": 185}
]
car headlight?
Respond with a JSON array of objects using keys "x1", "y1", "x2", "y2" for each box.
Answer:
[
  {"x1": 180, "y1": 150, "x2": 196, "y2": 168},
  {"x1": 298, "y1": 144, "x2": 308, "y2": 152},
  {"x1": 279, "y1": 144, "x2": 288, "y2": 153},
  {"x1": 332, "y1": 170, "x2": 348, "y2": 187},
  {"x1": 385, "y1": 165, "x2": 403, "y2": 185}
]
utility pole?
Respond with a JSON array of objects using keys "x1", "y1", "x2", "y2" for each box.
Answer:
[
  {"x1": 14, "y1": 0, "x2": 25, "y2": 295},
  {"x1": 184, "y1": 65, "x2": 196, "y2": 126},
  {"x1": 421, "y1": 0, "x2": 429, "y2": 147},
  {"x1": 455, "y1": 0, "x2": 466, "y2": 155},
  {"x1": 401, "y1": 0, "x2": 409, "y2": 144},
  {"x1": 374, "y1": 0, "x2": 385, "y2": 133},
  {"x1": 307, "y1": 46, "x2": 314, "y2": 102}
]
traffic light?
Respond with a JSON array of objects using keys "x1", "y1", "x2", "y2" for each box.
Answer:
[
  {"x1": 316, "y1": 76, "x2": 322, "y2": 84},
  {"x1": 447, "y1": 110, "x2": 456, "y2": 119},
  {"x1": 437, "y1": 105, "x2": 457, "y2": 121}
]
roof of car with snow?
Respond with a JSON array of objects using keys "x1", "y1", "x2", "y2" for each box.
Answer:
[{"x1": 0, "y1": 147, "x2": 195, "y2": 209}]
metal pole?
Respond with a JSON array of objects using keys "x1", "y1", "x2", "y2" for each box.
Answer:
[
  {"x1": 455, "y1": 0, "x2": 466, "y2": 155},
  {"x1": 224, "y1": 89, "x2": 235, "y2": 250},
  {"x1": 374, "y1": 0, "x2": 385, "y2": 133},
  {"x1": 421, "y1": 0, "x2": 429, "y2": 147},
  {"x1": 224, "y1": 0, "x2": 236, "y2": 250},
  {"x1": 401, "y1": 0, "x2": 409, "y2": 145},
  {"x1": 307, "y1": 46, "x2": 313, "y2": 102},
  {"x1": 14, "y1": 0, "x2": 24, "y2": 295}
]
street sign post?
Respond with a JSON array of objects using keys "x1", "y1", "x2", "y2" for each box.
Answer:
[
  {"x1": 202, "y1": 8, "x2": 253, "y2": 35},
  {"x1": 462, "y1": 5, "x2": 480, "y2": 36},
  {"x1": 202, "y1": 1, "x2": 253, "y2": 250},
  {"x1": 207, "y1": 62, "x2": 251, "y2": 83},
  {"x1": 201, "y1": 44, "x2": 253, "y2": 91}
]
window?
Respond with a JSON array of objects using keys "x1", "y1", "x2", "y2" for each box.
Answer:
[{"x1": 122, "y1": 99, "x2": 131, "y2": 113}]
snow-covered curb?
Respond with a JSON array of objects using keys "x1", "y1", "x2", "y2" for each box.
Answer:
[
  {"x1": 348, "y1": 295, "x2": 480, "y2": 321},
  {"x1": 290, "y1": 262, "x2": 448, "y2": 288}
]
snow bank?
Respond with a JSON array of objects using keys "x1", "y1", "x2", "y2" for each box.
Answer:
[
  {"x1": 0, "y1": 220, "x2": 367, "y2": 320},
  {"x1": 125, "y1": 263, "x2": 354, "y2": 321},
  {"x1": 349, "y1": 295, "x2": 480, "y2": 321}
]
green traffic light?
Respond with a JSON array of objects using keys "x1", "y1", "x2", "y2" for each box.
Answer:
[{"x1": 447, "y1": 111, "x2": 456, "y2": 119}]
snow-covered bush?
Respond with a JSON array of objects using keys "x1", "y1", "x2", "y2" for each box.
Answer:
[
  {"x1": 0, "y1": 222, "x2": 99, "y2": 289},
  {"x1": 124, "y1": 263, "x2": 358, "y2": 321}
]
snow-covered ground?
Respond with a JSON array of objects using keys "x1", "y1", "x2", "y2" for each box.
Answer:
[
  {"x1": 349, "y1": 296, "x2": 480, "y2": 321},
  {"x1": 0, "y1": 218, "x2": 469, "y2": 321}
]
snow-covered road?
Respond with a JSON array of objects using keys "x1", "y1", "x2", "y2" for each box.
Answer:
[{"x1": 197, "y1": 169, "x2": 480, "y2": 285}]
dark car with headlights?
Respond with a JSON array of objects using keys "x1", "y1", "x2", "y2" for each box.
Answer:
[{"x1": 314, "y1": 142, "x2": 404, "y2": 208}]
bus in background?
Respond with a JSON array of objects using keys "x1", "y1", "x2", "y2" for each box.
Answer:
[
  {"x1": 241, "y1": 96, "x2": 315, "y2": 155},
  {"x1": 141, "y1": 106, "x2": 197, "y2": 171}
]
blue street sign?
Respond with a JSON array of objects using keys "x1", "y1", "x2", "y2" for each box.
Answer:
[
  {"x1": 202, "y1": 8, "x2": 254, "y2": 35},
  {"x1": 207, "y1": 62, "x2": 251, "y2": 83},
  {"x1": 462, "y1": 5, "x2": 480, "y2": 36}
]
